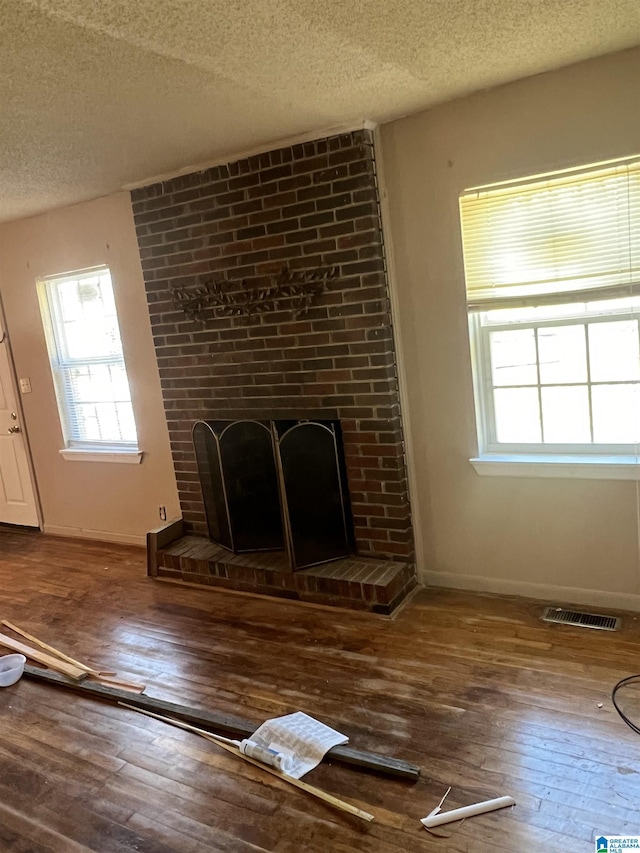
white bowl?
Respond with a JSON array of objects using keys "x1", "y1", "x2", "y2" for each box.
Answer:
[{"x1": 0, "y1": 653, "x2": 26, "y2": 687}]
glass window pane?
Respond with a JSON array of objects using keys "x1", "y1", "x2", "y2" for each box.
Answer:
[
  {"x1": 93, "y1": 402, "x2": 123, "y2": 442},
  {"x1": 66, "y1": 363, "x2": 132, "y2": 405},
  {"x1": 74, "y1": 401, "x2": 136, "y2": 443},
  {"x1": 75, "y1": 404, "x2": 102, "y2": 442},
  {"x1": 490, "y1": 329, "x2": 537, "y2": 386},
  {"x1": 116, "y1": 403, "x2": 137, "y2": 442},
  {"x1": 588, "y1": 320, "x2": 640, "y2": 382},
  {"x1": 541, "y1": 386, "x2": 591, "y2": 442},
  {"x1": 494, "y1": 387, "x2": 541, "y2": 442},
  {"x1": 538, "y1": 325, "x2": 587, "y2": 384},
  {"x1": 592, "y1": 384, "x2": 640, "y2": 443},
  {"x1": 55, "y1": 272, "x2": 123, "y2": 361}
]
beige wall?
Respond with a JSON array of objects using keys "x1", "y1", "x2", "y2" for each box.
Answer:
[
  {"x1": 0, "y1": 193, "x2": 179, "y2": 545},
  {"x1": 379, "y1": 47, "x2": 640, "y2": 609}
]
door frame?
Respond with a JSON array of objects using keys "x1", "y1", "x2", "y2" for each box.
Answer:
[{"x1": 0, "y1": 291, "x2": 43, "y2": 530}]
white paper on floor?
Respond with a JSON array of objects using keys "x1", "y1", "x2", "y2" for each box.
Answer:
[{"x1": 249, "y1": 711, "x2": 348, "y2": 779}]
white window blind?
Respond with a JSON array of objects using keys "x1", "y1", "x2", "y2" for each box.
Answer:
[
  {"x1": 38, "y1": 267, "x2": 138, "y2": 449},
  {"x1": 460, "y1": 158, "x2": 640, "y2": 311}
]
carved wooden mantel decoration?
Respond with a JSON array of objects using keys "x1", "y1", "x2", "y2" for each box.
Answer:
[{"x1": 171, "y1": 266, "x2": 338, "y2": 325}]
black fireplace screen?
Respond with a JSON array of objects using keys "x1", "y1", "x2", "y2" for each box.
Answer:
[{"x1": 192, "y1": 419, "x2": 352, "y2": 570}]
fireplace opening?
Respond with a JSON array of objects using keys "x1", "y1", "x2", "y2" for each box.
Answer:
[{"x1": 193, "y1": 419, "x2": 353, "y2": 570}]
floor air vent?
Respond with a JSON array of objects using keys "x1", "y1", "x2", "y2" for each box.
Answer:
[{"x1": 542, "y1": 607, "x2": 621, "y2": 631}]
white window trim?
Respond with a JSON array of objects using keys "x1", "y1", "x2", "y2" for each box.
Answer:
[
  {"x1": 471, "y1": 454, "x2": 640, "y2": 480},
  {"x1": 59, "y1": 447, "x2": 143, "y2": 464},
  {"x1": 37, "y1": 266, "x2": 141, "y2": 458}
]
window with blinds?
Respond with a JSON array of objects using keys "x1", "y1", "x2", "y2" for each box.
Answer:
[
  {"x1": 37, "y1": 267, "x2": 138, "y2": 450},
  {"x1": 460, "y1": 157, "x2": 640, "y2": 458}
]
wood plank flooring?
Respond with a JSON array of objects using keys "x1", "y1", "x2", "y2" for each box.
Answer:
[{"x1": 1, "y1": 527, "x2": 639, "y2": 851}]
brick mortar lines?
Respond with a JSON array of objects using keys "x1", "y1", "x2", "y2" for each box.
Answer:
[{"x1": 132, "y1": 129, "x2": 415, "y2": 563}]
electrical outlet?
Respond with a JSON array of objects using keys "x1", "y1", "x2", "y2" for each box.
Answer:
[{"x1": 159, "y1": 506, "x2": 167, "y2": 521}]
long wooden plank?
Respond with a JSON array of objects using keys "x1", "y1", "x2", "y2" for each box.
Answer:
[
  {"x1": 0, "y1": 635, "x2": 87, "y2": 681},
  {"x1": 119, "y1": 703, "x2": 375, "y2": 821},
  {"x1": 1, "y1": 619, "x2": 117, "y2": 676},
  {"x1": 87, "y1": 674, "x2": 147, "y2": 693},
  {"x1": 1, "y1": 621, "x2": 145, "y2": 692},
  {"x1": 22, "y1": 665, "x2": 420, "y2": 780}
]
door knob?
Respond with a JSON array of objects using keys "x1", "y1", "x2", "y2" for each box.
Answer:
[{"x1": 7, "y1": 425, "x2": 20, "y2": 434}]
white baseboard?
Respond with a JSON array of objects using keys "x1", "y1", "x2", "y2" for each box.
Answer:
[
  {"x1": 43, "y1": 524, "x2": 146, "y2": 547},
  {"x1": 423, "y1": 569, "x2": 640, "y2": 613}
]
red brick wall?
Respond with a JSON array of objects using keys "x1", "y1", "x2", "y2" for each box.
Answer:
[{"x1": 131, "y1": 129, "x2": 414, "y2": 562}]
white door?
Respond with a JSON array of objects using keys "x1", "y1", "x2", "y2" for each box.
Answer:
[{"x1": 0, "y1": 333, "x2": 39, "y2": 526}]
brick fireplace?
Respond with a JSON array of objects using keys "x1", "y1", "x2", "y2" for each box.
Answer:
[{"x1": 132, "y1": 128, "x2": 417, "y2": 612}]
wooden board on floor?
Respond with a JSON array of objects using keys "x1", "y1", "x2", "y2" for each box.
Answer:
[{"x1": 22, "y1": 665, "x2": 420, "y2": 780}]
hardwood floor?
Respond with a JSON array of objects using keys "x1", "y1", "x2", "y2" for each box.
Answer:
[{"x1": 0, "y1": 527, "x2": 639, "y2": 852}]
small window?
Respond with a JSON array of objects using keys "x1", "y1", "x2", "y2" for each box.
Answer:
[
  {"x1": 460, "y1": 157, "x2": 640, "y2": 462},
  {"x1": 38, "y1": 267, "x2": 138, "y2": 451}
]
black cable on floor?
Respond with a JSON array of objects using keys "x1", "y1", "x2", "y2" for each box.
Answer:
[{"x1": 612, "y1": 674, "x2": 640, "y2": 735}]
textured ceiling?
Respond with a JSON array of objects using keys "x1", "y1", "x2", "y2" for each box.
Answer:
[{"x1": 1, "y1": 0, "x2": 639, "y2": 222}]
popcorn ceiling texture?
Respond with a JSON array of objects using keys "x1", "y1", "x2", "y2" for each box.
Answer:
[
  {"x1": 1, "y1": 0, "x2": 639, "y2": 222},
  {"x1": 131, "y1": 129, "x2": 415, "y2": 564}
]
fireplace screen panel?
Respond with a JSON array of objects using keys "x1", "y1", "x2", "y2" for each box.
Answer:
[
  {"x1": 193, "y1": 421, "x2": 232, "y2": 550},
  {"x1": 193, "y1": 420, "x2": 283, "y2": 553},
  {"x1": 275, "y1": 421, "x2": 350, "y2": 570}
]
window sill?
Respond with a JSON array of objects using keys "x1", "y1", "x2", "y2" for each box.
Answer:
[
  {"x1": 470, "y1": 454, "x2": 640, "y2": 480},
  {"x1": 59, "y1": 448, "x2": 143, "y2": 464}
]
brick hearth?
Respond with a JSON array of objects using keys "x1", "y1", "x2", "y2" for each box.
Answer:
[{"x1": 150, "y1": 531, "x2": 417, "y2": 615}]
